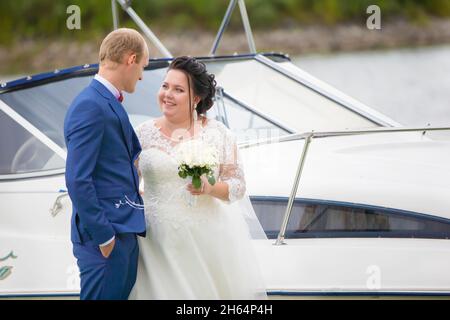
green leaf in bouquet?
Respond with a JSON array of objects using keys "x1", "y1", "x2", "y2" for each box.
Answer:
[
  {"x1": 192, "y1": 175, "x2": 202, "y2": 189},
  {"x1": 207, "y1": 174, "x2": 216, "y2": 186},
  {"x1": 178, "y1": 170, "x2": 187, "y2": 179}
]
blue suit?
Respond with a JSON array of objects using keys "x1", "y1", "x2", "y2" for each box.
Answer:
[{"x1": 64, "y1": 79, "x2": 146, "y2": 300}]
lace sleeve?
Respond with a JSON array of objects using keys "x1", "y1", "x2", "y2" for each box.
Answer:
[
  {"x1": 135, "y1": 122, "x2": 144, "y2": 144},
  {"x1": 218, "y1": 125, "x2": 246, "y2": 203},
  {"x1": 134, "y1": 122, "x2": 146, "y2": 178}
]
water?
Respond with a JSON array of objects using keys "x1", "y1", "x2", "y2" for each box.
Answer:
[{"x1": 293, "y1": 45, "x2": 450, "y2": 127}]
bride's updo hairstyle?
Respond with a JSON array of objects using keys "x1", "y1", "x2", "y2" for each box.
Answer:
[{"x1": 168, "y1": 56, "x2": 217, "y2": 121}]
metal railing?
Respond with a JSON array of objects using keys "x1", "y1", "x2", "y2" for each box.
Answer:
[
  {"x1": 111, "y1": 0, "x2": 257, "y2": 58},
  {"x1": 215, "y1": 88, "x2": 296, "y2": 134},
  {"x1": 112, "y1": 0, "x2": 172, "y2": 58},
  {"x1": 210, "y1": 0, "x2": 257, "y2": 55},
  {"x1": 240, "y1": 126, "x2": 450, "y2": 245}
]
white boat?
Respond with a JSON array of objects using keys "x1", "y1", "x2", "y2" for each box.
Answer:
[{"x1": 1, "y1": 0, "x2": 450, "y2": 299}]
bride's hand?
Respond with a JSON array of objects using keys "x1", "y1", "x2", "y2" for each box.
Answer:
[{"x1": 187, "y1": 175, "x2": 212, "y2": 195}]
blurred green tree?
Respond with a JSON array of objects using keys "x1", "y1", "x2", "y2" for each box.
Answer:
[{"x1": 1, "y1": 0, "x2": 449, "y2": 45}]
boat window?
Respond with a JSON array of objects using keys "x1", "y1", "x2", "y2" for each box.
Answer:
[
  {"x1": 0, "y1": 110, "x2": 65, "y2": 175},
  {"x1": 251, "y1": 198, "x2": 450, "y2": 239},
  {"x1": 205, "y1": 58, "x2": 380, "y2": 133},
  {"x1": 209, "y1": 95, "x2": 290, "y2": 143}
]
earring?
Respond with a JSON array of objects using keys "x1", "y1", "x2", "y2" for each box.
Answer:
[{"x1": 193, "y1": 104, "x2": 198, "y2": 122}]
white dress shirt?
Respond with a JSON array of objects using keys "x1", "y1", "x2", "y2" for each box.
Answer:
[
  {"x1": 94, "y1": 74, "x2": 121, "y2": 100},
  {"x1": 94, "y1": 74, "x2": 118, "y2": 248}
]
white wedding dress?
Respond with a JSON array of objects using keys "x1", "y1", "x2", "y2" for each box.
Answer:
[{"x1": 129, "y1": 118, "x2": 267, "y2": 300}]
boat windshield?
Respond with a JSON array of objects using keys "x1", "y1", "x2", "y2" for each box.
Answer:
[
  {"x1": 0, "y1": 59, "x2": 290, "y2": 149},
  {"x1": 205, "y1": 58, "x2": 380, "y2": 132},
  {"x1": 0, "y1": 110, "x2": 65, "y2": 176}
]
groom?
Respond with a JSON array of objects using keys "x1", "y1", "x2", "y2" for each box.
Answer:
[{"x1": 64, "y1": 28, "x2": 149, "y2": 300}]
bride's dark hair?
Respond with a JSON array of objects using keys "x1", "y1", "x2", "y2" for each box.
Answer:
[{"x1": 168, "y1": 56, "x2": 217, "y2": 122}]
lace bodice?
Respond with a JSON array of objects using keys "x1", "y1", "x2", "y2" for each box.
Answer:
[{"x1": 135, "y1": 118, "x2": 246, "y2": 207}]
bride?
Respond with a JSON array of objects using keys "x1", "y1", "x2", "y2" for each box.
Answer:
[{"x1": 129, "y1": 56, "x2": 267, "y2": 300}]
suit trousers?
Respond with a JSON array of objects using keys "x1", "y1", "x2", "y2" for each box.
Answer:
[{"x1": 73, "y1": 232, "x2": 139, "y2": 300}]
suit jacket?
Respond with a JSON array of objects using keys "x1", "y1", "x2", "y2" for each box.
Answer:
[{"x1": 64, "y1": 79, "x2": 146, "y2": 245}]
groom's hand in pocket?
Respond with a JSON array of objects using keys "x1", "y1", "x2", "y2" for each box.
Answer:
[{"x1": 99, "y1": 239, "x2": 116, "y2": 258}]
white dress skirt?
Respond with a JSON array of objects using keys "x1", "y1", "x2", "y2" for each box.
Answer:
[{"x1": 129, "y1": 119, "x2": 267, "y2": 300}]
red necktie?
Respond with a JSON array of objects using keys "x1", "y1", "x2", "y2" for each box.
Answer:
[{"x1": 118, "y1": 92, "x2": 124, "y2": 103}]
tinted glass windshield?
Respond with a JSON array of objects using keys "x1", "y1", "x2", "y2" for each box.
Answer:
[
  {"x1": 0, "y1": 110, "x2": 65, "y2": 175},
  {"x1": 0, "y1": 59, "x2": 290, "y2": 147},
  {"x1": 0, "y1": 68, "x2": 167, "y2": 149},
  {"x1": 1, "y1": 77, "x2": 91, "y2": 149},
  {"x1": 206, "y1": 58, "x2": 380, "y2": 132}
]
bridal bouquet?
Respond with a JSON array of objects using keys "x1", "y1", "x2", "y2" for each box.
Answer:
[{"x1": 176, "y1": 139, "x2": 218, "y2": 190}]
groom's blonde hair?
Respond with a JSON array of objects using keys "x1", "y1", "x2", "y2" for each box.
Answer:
[{"x1": 99, "y1": 28, "x2": 147, "y2": 65}]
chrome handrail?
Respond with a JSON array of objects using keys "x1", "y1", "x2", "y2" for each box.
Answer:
[
  {"x1": 240, "y1": 126, "x2": 450, "y2": 150},
  {"x1": 215, "y1": 87, "x2": 230, "y2": 128},
  {"x1": 275, "y1": 133, "x2": 313, "y2": 245},
  {"x1": 111, "y1": 0, "x2": 256, "y2": 57},
  {"x1": 210, "y1": 0, "x2": 256, "y2": 56},
  {"x1": 210, "y1": 0, "x2": 237, "y2": 56},
  {"x1": 239, "y1": 126, "x2": 450, "y2": 245},
  {"x1": 111, "y1": 0, "x2": 119, "y2": 30},
  {"x1": 238, "y1": 0, "x2": 257, "y2": 54},
  {"x1": 113, "y1": 0, "x2": 172, "y2": 58}
]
